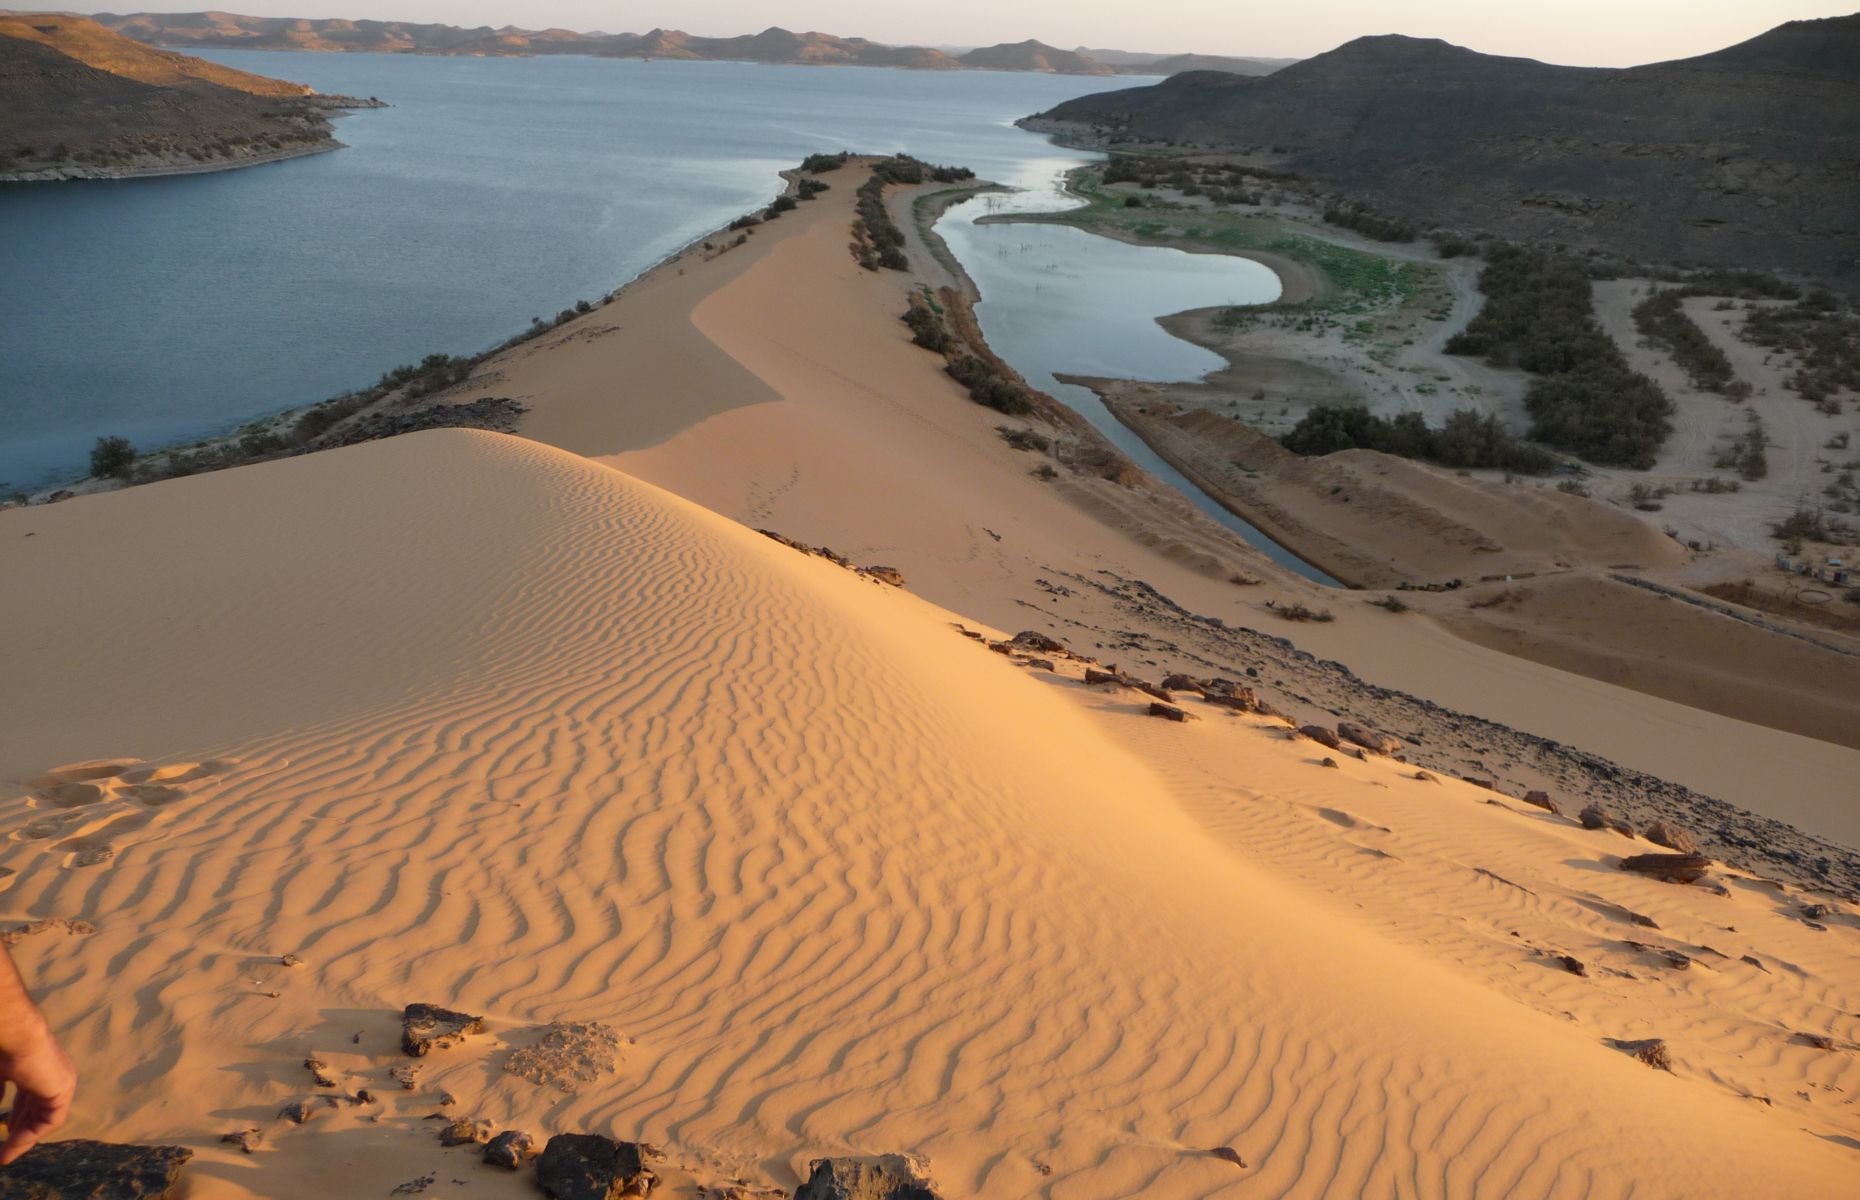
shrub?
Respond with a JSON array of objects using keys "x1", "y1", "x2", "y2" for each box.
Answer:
[
  {"x1": 1280, "y1": 404, "x2": 1557, "y2": 474},
  {"x1": 801, "y1": 152, "x2": 850, "y2": 173},
  {"x1": 1446, "y1": 245, "x2": 1672, "y2": 466},
  {"x1": 901, "y1": 303, "x2": 952, "y2": 352},
  {"x1": 768, "y1": 194, "x2": 798, "y2": 215},
  {"x1": 89, "y1": 435, "x2": 136, "y2": 479},
  {"x1": 797, "y1": 178, "x2": 830, "y2": 199},
  {"x1": 1322, "y1": 202, "x2": 1418, "y2": 243},
  {"x1": 1632, "y1": 289, "x2": 1734, "y2": 391}
]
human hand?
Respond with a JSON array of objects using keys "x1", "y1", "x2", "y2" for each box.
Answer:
[{"x1": 0, "y1": 1019, "x2": 75, "y2": 1165}]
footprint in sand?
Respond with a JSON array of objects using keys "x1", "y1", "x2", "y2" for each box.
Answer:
[
  {"x1": 58, "y1": 838, "x2": 116, "y2": 869},
  {"x1": 33, "y1": 781, "x2": 107, "y2": 809},
  {"x1": 9, "y1": 757, "x2": 238, "y2": 866}
]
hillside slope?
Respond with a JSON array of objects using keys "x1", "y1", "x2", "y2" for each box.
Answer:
[
  {"x1": 1025, "y1": 16, "x2": 1860, "y2": 286},
  {"x1": 1, "y1": 429, "x2": 1854, "y2": 1197},
  {"x1": 0, "y1": 13, "x2": 358, "y2": 180}
]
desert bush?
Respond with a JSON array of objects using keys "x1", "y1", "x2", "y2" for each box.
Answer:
[
  {"x1": 768, "y1": 194, "x2": 798, "y2": 216},
  {"x1": 1446, "y1": 244, "x2": 1673, "y2": 467},
  {"x1": 1633, "y1": 289, "x2": 1735, "y2": 392},
  {"x1": 1280, "y1": 404, "x2": 1557, "y2": 474},
  {"x1": 901, "y1": 303, "x2": 952, "y2": 352},
  {"x1": 89, "y1": 435, "x2": 136, "y2": 479},
  {"x1": 1266, "y1": 600, "x2": 1334, "y2": 622},
  {"x1": 1322, "y1": 202, "x2": 1418, "y2": 243},
  {"x1": 797, "y1": 178, "x2": 830, "y2": 199},
  {"x1": 801, "y1": 152, "x2": 849, "y2": 173}
]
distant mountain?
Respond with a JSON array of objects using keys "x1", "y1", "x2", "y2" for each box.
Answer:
[
  {"x1": 1025, "y1": 16, "x2": 1860, "y2": 285},
  {"x1": 0, "y1": 12, "x2": 369, "y2": 180},
  {"x1": 1076, "y1": 47, "x2": 1297, "y2": 76},
  {"x1": 957, "y1": 39, "x2": 1112, "y2": 75},
  {"x1": 93, "y1": 12, "x2": 1148, "y2": 74}
]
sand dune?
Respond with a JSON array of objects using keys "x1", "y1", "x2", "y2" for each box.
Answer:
[
  {"x1": 452, "y1": 173, "x2": 1860, "y2": 851},
  {"x1": 3, "y1": 431, "x2": 1855, "y2": 1197}
]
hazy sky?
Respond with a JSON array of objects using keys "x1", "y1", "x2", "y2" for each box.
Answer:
[{"x1": 77, "y1": 2, "x2": 1856, "y2": 65}]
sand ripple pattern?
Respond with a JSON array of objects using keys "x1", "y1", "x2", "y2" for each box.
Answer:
[{"x1": 0, "y1": 432, "x2": 1852, "y2": 1197}]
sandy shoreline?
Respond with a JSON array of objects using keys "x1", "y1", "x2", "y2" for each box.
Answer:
[{"x1": 3, "y1": 154, "x2": 1858, "y2": 1197}]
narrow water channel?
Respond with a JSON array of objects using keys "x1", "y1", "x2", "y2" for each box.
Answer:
[{"x1": 936, "y1": 163, "x2": 1343, "y2": 587}]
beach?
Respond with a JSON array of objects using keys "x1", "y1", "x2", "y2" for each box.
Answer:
[{"x1": 2, "y1": 160, "x2": 1857, "y2": 1198}]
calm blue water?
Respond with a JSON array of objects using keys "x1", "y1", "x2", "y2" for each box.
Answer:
[
  {"x1": 0, "y1": 53, "x2": 1143, "y2": 491},
  {"x1": 938, "y1": 183, "x2": 1341, "y2": 583}
]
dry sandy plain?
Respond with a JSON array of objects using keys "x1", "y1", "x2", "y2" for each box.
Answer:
[{"x1": 2, "y1": 166, "x2": 1857, "y2": 1198}]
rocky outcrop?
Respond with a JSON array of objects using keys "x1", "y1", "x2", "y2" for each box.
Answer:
[
  {"x1": 484, "y1": 1130, "x2": 535, "y2": 1170},
  {"x1": 1009, "y1": 630, "x2": 1066, "y2": 654},
  {"x1": 1521, "y1": 790, "x2": 1559, "y2": 814},
  {"x1": 0, "y1": 1140, "x2": 191, "y2": 1198},
  {"x1": 401, "y1": 1002, "x2": 485, "y2": 1056},
  {"x1": 1618, "y1": 853, "x2": 1712, "y2": 884},
  {"x1": 1148, "y1": 701, "x2": 1195, "y2": 722},
  {"x1": 1298, "y1": 724, "x2": 1342, "y2": 751},
  {"x1": 536, "y1": 1134, "x2": 656, "y2": 1200},
  {"x1": 1607, "y1": 1037, "x2": 1673, "y2": 1071},
  {"x1": 1337, "y1": 722, "x2": 1400, "y2": 755},
  {"x1": 1643, "y1": 821, "x2": 1698, "y2": 853},
  {"x1": 792, "y1": 1155, "x2": 942, "y2": 1200}
]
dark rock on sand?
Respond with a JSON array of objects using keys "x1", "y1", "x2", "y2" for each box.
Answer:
[
  {"x1": 536, "y1": 1134, "x2": 655, "y2": 1200},
  {"x1": 437, "y1": 1117, "x2": 490, "y2": 1146},
  {"x1": 1607, "y1": 1037, "x2": 1673, "y2": 1071},
  {"x1": 219, "y1": 1129, "x2": 261, "y2": 1154},
  {"x1": 1162, "y1": 673, "x2": 1202, "y2": 691},
  {"x1": 792, "y1": 1155, "x2": 941, "y2": 1200},
  {"x1": 1580, "y1": 804, "x2": 1610, "y2": 831},
  {"x1": 859, "y1": 566, "x2": 906, "y2": 587},
  {"x1": 0, "y1": 1140, "x2": 192, "y2": 1197},
  {"x1": 1644, "y1": 821, "x2": 1698, "y2": 853},
  {"x1": 1207, "y1": 1146, "x2": 1248, "y2": 1168},
  {"x1": 278, "y1": 1099, "x2": 320, "y2": 1124},
  {"x1": 1556, "y1": 954, "x2": 1587, "y2": 976},
  {"x1": 484, "y1": 1130, "x2": 535, "y2": 1170},
  {"x1": 1619, "y1": 853, "x2": 1712, "y2": 884},
  {"x1": 1148, "y1": 701, "x2": 1194, "y2": 722},
  {"x1": 1009, "y1": 631, "x2": 1066, "y2": 654},
  {"x1": 1337, "y1": 721, "x2": 1399, "y2": 755},
  {"x1": 1522, "y1": 790, "x2": 1559, "y2": 814},
  {"x1": 401, "y1": 1002, "x2": 485, "y2": 1056},
  {"x1": 1298, "y1": 724, "x2": 1342, "y2": 750}
]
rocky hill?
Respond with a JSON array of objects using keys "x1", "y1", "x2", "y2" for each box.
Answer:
[
  {"x1": 956, "y1": 39, "x2": 1112, "y2": 74},
  {"x1": 1024, "y1": 16, "x2": 1860, "y2": 287},
  {"x1": 0, "y1": 13, "x2": 371, "y2": 180},
  {"x1": 1078, "y1": 46, "x2": 1297, "y2": 75},
  {"x1": 94, "y1": 12, "x2": 1267, "y2": 75}
]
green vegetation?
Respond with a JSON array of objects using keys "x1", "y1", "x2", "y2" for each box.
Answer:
[
  {"x1": 1738, "y1": 292, "x2": 1860, "y2": 403},
  {"x1": 1632, "y1": 289, "x2": 1734, "y2": 392},
  {"x1": 853, "y1": 154, "x2": 975, "y2": 272},
  {"x1": 1445, "y1": 245, "x2": 1672, "y2": 468},
  {"x1": 1281, "y1": 405, "x2": 1558, "y2": 474},
  {"x1": 89, "y1": 435, "x2": 135, "y2": 479},
  {"x1": 900, "y1": 298, "x2": 1034, "y2": 415},
  {"x1": 1321, "y1": 202, "x2": 1418, "y2": 244},
  {"x1": 801, "y1": 152, "x2": 850, "y2": 173},
  {"x1": 796, "y1": 178, "x2": 830, "y2": 200}
]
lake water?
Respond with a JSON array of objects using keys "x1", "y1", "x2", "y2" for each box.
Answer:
[
  {"x1": 936, "y1": 185, "x2": 1342, "y2": 582},
  {"x1": 0, "y1": 51, "x2": 1336, "y2": 583},
  {"x1": 0, "y1": 53, "x2": 1138, "y2": 491}
]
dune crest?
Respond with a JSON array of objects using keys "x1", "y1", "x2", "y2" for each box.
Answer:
[{"x1": 1, "y1": 431, "x2": 1853, "y2": 1197}]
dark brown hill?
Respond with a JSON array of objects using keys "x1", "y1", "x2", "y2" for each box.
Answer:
[
  {"x1": 1025, "y1": 17, "x2": 1860, "y2": 286},
  {"x1": 958, "y1": 39, "x2": 1113, "y2": 74},
  {"x1": 0, "y1": 13, "x2": 354, "y2": 180}
]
